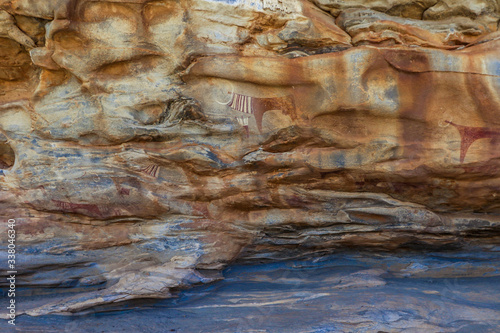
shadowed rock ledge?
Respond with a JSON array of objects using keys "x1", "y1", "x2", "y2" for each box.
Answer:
[{"x1": 0, "y1": 0, "x2": 499, "y2": 322}]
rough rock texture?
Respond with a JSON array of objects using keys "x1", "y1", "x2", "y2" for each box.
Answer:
[
  {"x1": 15, "y1": 252, "x2": 500, "y2": 332},
  {"x1": 0, "y1": 0, "x2": 499, "y2": 320}
]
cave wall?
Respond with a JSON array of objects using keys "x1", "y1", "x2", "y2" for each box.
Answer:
[{"x1": 0, "y1": 0, "x2": 499, "y2": 316}]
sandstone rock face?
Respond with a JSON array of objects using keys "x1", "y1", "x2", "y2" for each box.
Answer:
[{"x1": 0, "y1": 0, "x2": 499, "y2": 318}]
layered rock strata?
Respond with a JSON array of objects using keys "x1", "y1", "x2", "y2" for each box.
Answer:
[{"x1": 0, "y1": 0, "x2": 499, "y2": 316}]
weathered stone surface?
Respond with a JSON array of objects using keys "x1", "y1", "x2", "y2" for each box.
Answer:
[
  {"x1": 0, "y1": 0, "x2": 499, "y2": 324},
  {"x1": 337, "y1": 8, "x2": 495, "y2": 47},
  {"x1": 14, "y1": 251, "x2": 500, "y2": 332}
]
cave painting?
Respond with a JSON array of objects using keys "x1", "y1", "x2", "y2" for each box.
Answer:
[
  {"x1": 446, "y1": 121, "x2": 500, "y2": 163},
  {"x1": 141, "y1": 164, "x2": 161, "y2": 178},
  {"x1": 119, "y1": 187, "x2": 130, "y2": 196},
  {"x1": 223, "y1": 92, "x2": 296, "y2": 134},
  {"x1": 2, "y1": 0, "x2": 500, "y2": 319},
  {"x1": 52, "y1": 199, "x2": 102, "y2": 218}
]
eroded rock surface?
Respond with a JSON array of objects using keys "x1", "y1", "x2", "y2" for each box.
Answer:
[
  {"x1": 15, "y1": 251, "x2": 500, "y2": 332},
  {"x1": 0, "y1": 0, "x2": 499, "y2": 318}
]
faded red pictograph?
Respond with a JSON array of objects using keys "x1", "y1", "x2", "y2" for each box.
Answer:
[
  {"x1": 446, "y1": 121, "x2": 500, "y2": 163},
  {"x1": 118, "y1": 187, "x2": 130, "y2": 196},
  {"x1": 52, "y1": 199, "x2": 102, "y2": 217}
]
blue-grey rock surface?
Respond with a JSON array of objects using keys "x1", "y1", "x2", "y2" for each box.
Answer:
[{"x1": 12, "y1": 251, "x2": 500, "y2": 332}]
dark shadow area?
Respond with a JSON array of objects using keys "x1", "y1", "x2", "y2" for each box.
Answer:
[{"x1": 0, "y1": 140, "x2": 15, "y2": 171}]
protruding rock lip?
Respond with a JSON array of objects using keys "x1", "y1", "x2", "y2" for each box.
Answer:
[
  {"x1": 336, "y1": 8, "x2": 492, "y2": 49},
  {"x1": 183, "y1": 35, "x2": 500, "y2": 86}
]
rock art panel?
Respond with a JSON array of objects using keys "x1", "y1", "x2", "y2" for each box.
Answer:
[{"x1": 0, "y1": 0, "x2": 499, "y2": 317}]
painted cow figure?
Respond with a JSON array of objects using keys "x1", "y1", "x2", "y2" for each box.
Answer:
[{"x1": 225, "y1": 92, "x2": 296, "y2": 133}]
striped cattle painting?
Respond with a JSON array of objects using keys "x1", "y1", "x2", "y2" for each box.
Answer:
[
  {"x1": 225, "y1": 92, "x2": 296, "y2": 134},
  {"x1": 141, "y1": 164, "x2": 160, "y2": 178}
]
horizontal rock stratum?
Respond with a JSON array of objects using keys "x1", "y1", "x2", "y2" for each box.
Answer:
[{"x1": 0, "y1": 0, "x2": 499, "y2": 316}]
